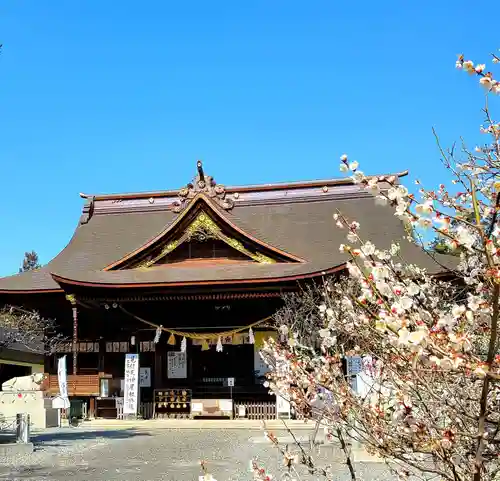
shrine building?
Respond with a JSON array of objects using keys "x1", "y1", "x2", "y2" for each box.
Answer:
[{"x1": 0, "y1": 162, "x2": 447, "y2": 419}]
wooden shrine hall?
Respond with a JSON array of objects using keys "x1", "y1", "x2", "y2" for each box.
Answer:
[{"x1": 0, "y1": 161, "x2": 446, "y2": 419}]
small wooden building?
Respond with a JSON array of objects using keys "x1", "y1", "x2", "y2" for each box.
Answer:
[{"x1": 0, "y1": 162, "x2": 442, "y2": 418}]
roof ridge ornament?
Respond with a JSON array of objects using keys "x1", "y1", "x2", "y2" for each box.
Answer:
[{"x1": 171, "y1": 160, "x2": 235, "y2": 213}]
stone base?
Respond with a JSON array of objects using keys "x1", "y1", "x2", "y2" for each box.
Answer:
[
  {"x1": 0, "y1": 390, "x2": 57, "y2": 429},
  {"x1": 0, "y1": 442, "x2": 34, "y2": 456}
]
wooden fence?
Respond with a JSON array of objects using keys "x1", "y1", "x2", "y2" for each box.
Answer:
[
  {"x1": 116, "y1": 401, "x2": 123, "y2": 419},
  {"x1": 117, "y1": 401, "x2": 278, "y2": 420},
  {"x1": 140, "y1": 402, "x2": 154, "y2": 419},
  {"x1": 234, "y1": 402, "x2": 276, "y2": 420},
  {"x1": 141, "y1": 401, "x2": 277, "y2": 420},
  {"x1": 116, "y1": 402, "x2": 154, "y2": 420}
]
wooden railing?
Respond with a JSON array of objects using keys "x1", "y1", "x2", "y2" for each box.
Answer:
[
  {"x1": 234, "y1": 402, "x2": 276, "y2": 420},
  {"x1": 115, "y1": 402, "x2": 154, "y2": 420},
  {"x1": 44, "y1": 374, "x2": 100, "y2": 397},
  {"x1": 140, "y1": 402, "x2": 154, "y2": 419}
]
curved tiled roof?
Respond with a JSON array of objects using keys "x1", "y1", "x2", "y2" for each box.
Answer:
[
  {"x1": 0, "y1": 170, "x2": 454, "y2": 292},
  {"x1": 0, "y1": 208, "x2": 178, "y2": 291}
]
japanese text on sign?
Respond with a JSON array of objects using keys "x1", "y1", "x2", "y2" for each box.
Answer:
[
  {"x1": 139, "y1": 367, "x2": 151, "y2": 388},
  {"x1": 276, "y1": 394, "x2": 291, "y2": 418},
  {"x1": 346, "y1": 355, "x2": 362, "y2": 376},
  {"x1": 167, "y1": 352, "x2": 187, "y2": 379},
  {"x1": 123, "y1": 353, "x2": 139, "y2": 414}
]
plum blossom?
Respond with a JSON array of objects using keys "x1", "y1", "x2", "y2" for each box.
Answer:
[
  {"x1": 366, "y1": 177, "x2": 380, "y2": 194},
  {"x1": 262, "y1": 138, "x2": 499, "y2": 480},
  {"x1": 347, "y1": 231, "x2": 358, "y2": 243},
  {"x1": 390, "y1": 243, "x2": 400, "y2": 255},
  {"x1": 480, "y1": 75, "x2": 494, "y2": 89},
  {"x1": 399, "y1": 326, "x2": 427, "y2": 347},
  {"x1": 387, "y1": 185, "x2": 409, "y2": 201},
  {"x1": 462, "y1": 59, "x2": 474, "y2": 73},
  {"x1": 452, "y1": 304, "x2": 466, "y2": 318},
  {"x1": 415, "y1": 201, "x2": 434, "y2": 216},
  {"x1": 468, "y1": 294, "x2": 483, "y2": 311},
  {"x1": 372, "y1": 265, "x2": 390, "y2": 280},
  {"x1": 250, "y1": 48, "x2": 500, "y2": 481},
  {"x1": 436, "y1": 313, "x2": 457, "y2": 330},
  {"x1": 455, "y1": 225, "x2": 476, "y2": 250},
  {"x1": 395, "y1": 201, "x2": 409, "y2": 218},
  {"x1": 406, "y1": 282, "x2": 420, "y2": 295},
  {"x1": 352, "y1": 170, "x2": 365, "y2": 183},
  {"x1": 391, "y1": 297, "x2": 414, "y2": 314},
  {"x1": 417, "y1": 218, "x2": 433, "y2": 229},
  {"x1": 360, "y1": 241, "x2": 376, "y2": 256}
]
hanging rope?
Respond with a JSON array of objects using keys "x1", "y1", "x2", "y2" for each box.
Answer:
[{"x1": 119, "y1": 305, "x2": 272, "y2": 341}]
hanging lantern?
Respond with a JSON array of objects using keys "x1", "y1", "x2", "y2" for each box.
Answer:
[
  {"x1": 216, "y1": 336, "x2": 223, "y2": 352},
  {"x1": 201, "y1": 339, "x2": 209, "y2": 351},
  {"x1": 249, "y1": 327, "x2": 255, "y2": 344},
  {"x1": 181, "y1": 336, "x2": 187, "y2": 353},
  {"x1": 167, "y1": 333, "x2": 176, "y2": 345}
]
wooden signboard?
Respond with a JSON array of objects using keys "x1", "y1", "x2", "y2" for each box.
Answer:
[
  {"x1": 123, "y1": 354, "x2": 139, "y2": 414},
  {"x1": 167, "y1": 352, "x2": 187, "y2": 379}
]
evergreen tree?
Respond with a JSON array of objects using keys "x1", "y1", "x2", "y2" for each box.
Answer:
[{"x1": 19, "y1": 251, "x2": 41, "y2": 272}]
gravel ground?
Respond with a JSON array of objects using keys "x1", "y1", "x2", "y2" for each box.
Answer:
[{"x1": 0, "y1": 427, "x2": 395, "y2": 480}]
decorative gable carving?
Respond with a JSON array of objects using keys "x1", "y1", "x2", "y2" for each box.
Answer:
[
  {"x1": 134, "y1": 211, "x2": 276, "y2": 268},
  {"x1": 171, "y1": 160, "x2": 235, "y2": 213},
  {"x1": 103, "y1": 168, "x2": 305, "y2": 272}
]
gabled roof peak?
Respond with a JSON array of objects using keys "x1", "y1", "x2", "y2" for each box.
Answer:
[
  {"x1": 172, "y1": 160, "x2": 235, "y2": 213},
  {"x1": 103, "y1": 193, "x2": 304, "y2": 271}
]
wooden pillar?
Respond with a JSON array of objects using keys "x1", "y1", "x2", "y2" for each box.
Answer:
[
  {"x1": 65, "y1": 294, "x2": 78, "y2": 375},
  {"x1": 89, "y1": 397, "x2": 96, "y2": 419},
  {"x1": 188, "y1": 339, "x2": 194, "y2": 392},
  {"x1": 98, "y1": 338, "x2": 106, "y2": 373},
  {"x1": 154, "y1": 344, "x2": 163, "y2": 389}
]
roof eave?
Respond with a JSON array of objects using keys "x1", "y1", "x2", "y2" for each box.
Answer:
[
  {"x1": 0, "y1": 288, "x2": 64, "y2": 295},
  {"x1": 79, "y1": 171, "x2": 409, "y2": 202},
  {"x1": 50, "y1": 265, "x2": 346, "y2": 289}
]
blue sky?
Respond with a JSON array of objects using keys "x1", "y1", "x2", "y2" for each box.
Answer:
[{"x1": 0, "y1": 1, "x2": 492, "y2": 276}]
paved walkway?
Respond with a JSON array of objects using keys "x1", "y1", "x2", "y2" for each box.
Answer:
[
  {"x1": 80, "y1": 418, "x2": 317, "y2": 430},
  {"x1": 0, "y1": 426, "x2": 391, "y2": 480}
]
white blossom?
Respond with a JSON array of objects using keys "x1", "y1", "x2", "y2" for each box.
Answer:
[
  {"x1": 254, "y1": 54, "x2": 500, "y2": 481},
  {"x1": 455, "y1": 225, "x2": 476, "y2": 250},
  {"x1": 387, "y1": 185, "x2": 409, "y2": 201}
]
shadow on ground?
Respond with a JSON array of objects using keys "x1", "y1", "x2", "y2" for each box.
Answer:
[
  {"x1": 33, "y1": 428, "x2": 150, "y2": 445},
  {"x1": 0, "y1": 464, "x2": 103, "y2": 480},
  {"x1": 0, "y1": 464, "x2": 64, "y2": 480},
  {"x1": 0, "y1": 432, "x2": 15, "y2": 444}
]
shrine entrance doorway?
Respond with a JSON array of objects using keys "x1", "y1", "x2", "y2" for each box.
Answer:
[{"x1": 190, "y1": 343, "x2": 255, "y2": 395}]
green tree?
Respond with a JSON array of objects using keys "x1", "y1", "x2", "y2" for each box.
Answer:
[
  {"x1": 19, "y1": 251, "x2": 41, "y2": 272},
  {"x1": 430, "y1": 210, "x2": 495, "y2": 255}
]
